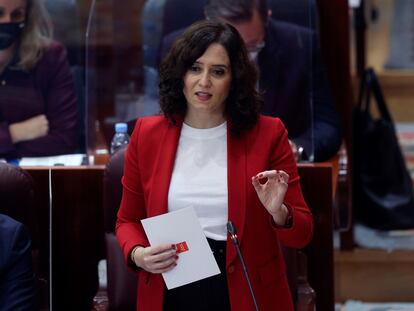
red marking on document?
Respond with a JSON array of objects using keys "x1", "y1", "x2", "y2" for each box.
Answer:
[{"x1": 175, "y1": 241, "x2": 189, "y2": 253}]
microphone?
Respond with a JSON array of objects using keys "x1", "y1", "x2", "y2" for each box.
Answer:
[{"x1": 227, "y1": 221, "x2": 260, "y2": 311}]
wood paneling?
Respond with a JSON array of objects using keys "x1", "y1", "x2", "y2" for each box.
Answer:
[
  {"x1": 24, "y1": 161, "x2": 334, "y2": 310},
  {"x1": 26, "y1": 167, "x2": 105, "y2": 311},
  {"x1": 335, "y1": 249, "x2": 414, "y2": 302},
  {"x1": 316, "y1": 0, "x2": 355, "y2": 250},
  {"x1": 299, "y1": 163, "x2": 335, "y2": 311}
]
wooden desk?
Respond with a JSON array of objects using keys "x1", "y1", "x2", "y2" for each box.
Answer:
[
  {"x1": 25, "y1": 162, "x2": 334, "y2": 311},
  {"x1": 298, "y1": 162, "x2": 334, "y2": 311},
  {"x1": 26, "y1": 166, "x2": 105, "y2": 311}
]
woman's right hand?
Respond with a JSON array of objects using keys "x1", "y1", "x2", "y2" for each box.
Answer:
[
  {"x1": 132, "y1": 244, "x2": 178, "y2": 274},
  {"x1": 9, "y1": 114, "x2": 49, "y2": 143}
]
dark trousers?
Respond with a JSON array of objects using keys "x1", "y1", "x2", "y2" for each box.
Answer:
[{"x1": 164, "y1": 238, "x2": 231, "y2": 311}]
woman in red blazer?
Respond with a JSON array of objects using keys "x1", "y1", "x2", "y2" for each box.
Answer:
[{"x1": 116, "y1": 20, "x2": 313, "y2": 311}]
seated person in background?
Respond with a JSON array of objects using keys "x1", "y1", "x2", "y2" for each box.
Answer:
[
  {"x1": 0, "y1": 0, "x2": 78, "y2": 159},
  {"x1": 117, "y1": 20, "x2": 313, "y2": 311},
  {"x1": 159, "y1": 0, "x2": 342, "y2": 161},
  {"x1": 0, "y1": 213, "x2": 35, "y2": 311}
]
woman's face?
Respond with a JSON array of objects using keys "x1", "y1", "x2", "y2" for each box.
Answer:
[
  {"x1": 0, "y1": 0, "x2": 26, "y2": 24},
  {"x1": 183, "y1": 43, "x2": 232, "y2": 121}
]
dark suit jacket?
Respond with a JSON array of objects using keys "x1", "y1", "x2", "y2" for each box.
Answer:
[
  {"x1": 159, "y1": 20, "x2": 341, "y2": 161},
  {"x1": 0, "y1": 214, "x2": 35, "y2": 311},
  {"x1": 116, "y1": 115, "x2": 313, "y2": 311}
]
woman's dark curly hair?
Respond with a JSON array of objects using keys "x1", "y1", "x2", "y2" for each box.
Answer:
[{"x1": 159, "y1": 20, "x2": 262, "y2": 135}]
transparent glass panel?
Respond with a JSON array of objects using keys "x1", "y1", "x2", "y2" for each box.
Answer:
[
  {"x1": 0, "y1": 0, "x2": 344, "y2": 165},
  {"x1": 266, "y1": 0, "x2": 317, "y2": 162},
  {"x1": 84, "y1": 1, "x2": 351, "y2": 163},
  {"x1": 85, "y1": 0, "x2": 112, "y2": 163}
]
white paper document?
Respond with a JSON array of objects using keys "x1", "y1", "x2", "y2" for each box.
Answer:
[
  {"x1": 19, "y1": 154, "x2": 85, "y2": 166},
  {"x1": 141, "y1": 207, "x2": 221, "y2": 289}
]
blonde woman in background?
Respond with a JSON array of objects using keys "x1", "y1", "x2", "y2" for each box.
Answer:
[{"x1": 0, "y1": 0, "x2": 78, "y2": 160}]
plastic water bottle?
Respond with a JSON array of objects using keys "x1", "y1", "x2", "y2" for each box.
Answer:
[{"x1": 110, "y1": 123, "x2": 130, "y2": 155}]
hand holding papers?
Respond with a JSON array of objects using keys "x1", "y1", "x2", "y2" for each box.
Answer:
[{"x1": 141, "y1": 207, "x2": 220, "y2": 289}]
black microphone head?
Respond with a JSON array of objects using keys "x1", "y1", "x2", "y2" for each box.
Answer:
[{"x1": 227, "y1": 221, "x2": 236, "y2": 235}]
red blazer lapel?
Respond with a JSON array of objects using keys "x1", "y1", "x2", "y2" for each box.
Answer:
[
  {"x1": 147, "y1": 119, "x2": 182, "y2": 217},
  {"x1": 227, "y1": 129, "x2": 247, "y2": 265}
]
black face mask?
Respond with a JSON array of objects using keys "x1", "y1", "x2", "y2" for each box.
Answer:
[{"x1": 0, "y1": 22, "x2": 25, "y2": 50}]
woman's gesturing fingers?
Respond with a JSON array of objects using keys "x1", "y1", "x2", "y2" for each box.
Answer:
[
  {"x1": 251, "y1": 170, "x2": 290, "y2": 216},
  {"x1": 252, "y1": 170, "x2": 289, "y2": 188}
]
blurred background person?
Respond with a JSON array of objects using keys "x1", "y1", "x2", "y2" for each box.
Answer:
[
  {"x1": 0, "y1": 0, "x2": 78, "y2": 160},
  {"x1": 141, "y1": 0, "x2": 167, "y2": 99},
  {"x1": 117, "y1": 20, "x2": 313, "y2": 311},
  {"x1": 0, "y1": 213, "x2": 35, "y2": 311},
  {"x1": 159, "y1": 0, "x2": 342, "y2": 162}
]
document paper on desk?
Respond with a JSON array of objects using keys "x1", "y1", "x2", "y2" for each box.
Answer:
[
  {"x1": 141, "y1": 207, "x2": 220, "y2": 289},
  {"x1": 19, "y1": 154, "x2": 85, "y2": 166}
]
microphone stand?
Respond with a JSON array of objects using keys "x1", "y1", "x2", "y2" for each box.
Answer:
[{"x1": 227, "y1": 221, "x2": 260, "y2": 311}]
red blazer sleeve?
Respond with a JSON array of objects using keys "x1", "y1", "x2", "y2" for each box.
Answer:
[
  {"x1": 269, "y1": 118, "x2": 314, "y2": 248},
  {"x1": 115, "y1": 119, "x2": 149, "y2": 268}
]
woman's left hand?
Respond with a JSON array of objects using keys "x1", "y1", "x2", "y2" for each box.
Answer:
[{"x1": 252, "y1": 170, "x2": 289, "y2": 225}]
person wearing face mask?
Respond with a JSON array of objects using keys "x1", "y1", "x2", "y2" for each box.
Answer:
[
  {"x1": 158, "y1": 0, "x2": 342, "y2": 162},
  {"x1": 0, "y1": 20, "x2": 24, "y2": 50},
  {"x1": 0, "y1": 0, "x2": 78, "y2": 160}
]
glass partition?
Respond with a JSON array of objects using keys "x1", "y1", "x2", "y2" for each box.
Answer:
[
  {"x1": 84, "y1": 0, "x2": 113, "y2": 164},
  {"x1": 0, "y1": 0, "x2": 332, "y2": 165},
  {"x1": 83, "y1": 0, "x2": 331, "y2": 163},
  {"x1": 85, "y1": 0, "x2": 160, "y2": 157},
  {"x1": 266, "y1": 0, "x2": 317, "y2": 162}
]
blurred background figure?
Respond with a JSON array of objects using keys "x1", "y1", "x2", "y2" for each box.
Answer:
[
  {"x1": 141, "y1": 0, "x2": 166, "y2": 99},
  {"x1": 0, "y1": 0, "x2": 78, "y2": 160},
  {"x1": 158, "y1": 0, "x2": 342, "y2": 162},
  {"x1": 44, "y1": 0, "x2": 83, "y2": 66}
]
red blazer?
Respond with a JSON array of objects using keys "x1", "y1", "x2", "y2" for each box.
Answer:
[{"x1": 116, "y1": 115, "x2": 313, "y2": 311}]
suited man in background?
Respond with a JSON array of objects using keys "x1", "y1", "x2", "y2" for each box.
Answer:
[
  {"x1": 0, "y1": 213, "x2": 36, "y2": 311},
  {"x1": 159, "y1": 0, "x2": 342, "y2": 161}
]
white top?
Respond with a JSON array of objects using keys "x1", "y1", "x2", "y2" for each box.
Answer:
[{"x1": 168, "y1": 122, "x2": 228, "y2": 240}]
